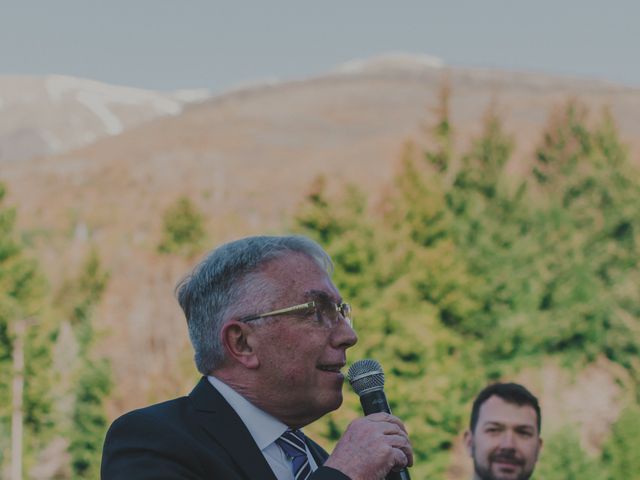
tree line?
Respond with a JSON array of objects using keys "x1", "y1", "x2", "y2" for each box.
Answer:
[
  {"x1": 293, "y1": 89, "x2": 640, "y2": 479},
  {"x1": 1, "y1": 85, "x2": 639, "y2": 478},
  {"x1": 0, "y1": 182, "x2": 110, "y2": 479}
]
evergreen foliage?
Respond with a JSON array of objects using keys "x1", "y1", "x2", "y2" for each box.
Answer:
[
  {"x1": 2, "y1": 89, "x2": 638, "y2": 477},
  {"x1": 535, "y1": 426, "x2": 605, "y2": 480},
  {"x1": 70, "y1": 358, "x2": 112, "y2": 479},
  {"x1": 602, "y1": 404, "x2": 640, "y2": 479},
  {"x1": 293, "y1": 96, "x2": 640, "y2": 477},
  {"x1": 58, "y1": 250, "x2": 112, "y2": 479},
  {"x1": 0, "y1": 183, "x2": 53, "y2": 474},
  {"x1": 157, "y1": 196, "x2": 207, "y2": 256}
]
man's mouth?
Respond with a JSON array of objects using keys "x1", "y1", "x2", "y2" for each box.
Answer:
[
  {"x1": 317, "y1": 364, "x2": 345, "y2": 373},
  {"x1": 491, "y1": 455, "x2": 524, "y2": 467}
]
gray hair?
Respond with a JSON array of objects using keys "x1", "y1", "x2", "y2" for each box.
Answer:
[{"x1": 176, "y1": 235, "x2": 332, "y2": 374}]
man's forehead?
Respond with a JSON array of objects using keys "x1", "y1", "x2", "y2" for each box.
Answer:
[
  {"x1": 304, "y1": 288, "x2": 342, "y2": 303},
  {"x1": 263, "y1": 252, "x2": 323, "y2": 272},
  {"x1": 478, "y1": 395, "x2": 538, "y2": 429},
  {"x1": 261, "y1": 253, "x2": 335, "y2": 290}
]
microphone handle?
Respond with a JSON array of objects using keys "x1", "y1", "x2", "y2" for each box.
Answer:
[
  {"x1": 359, "y1": 391, "x2": 412, "y2": 480},
  {"x1": 359, "y1": 389, "x2": 391, "y2": 415},
  {"x1": 387, "y1": 471, "x2": 411, "y2": 480}
]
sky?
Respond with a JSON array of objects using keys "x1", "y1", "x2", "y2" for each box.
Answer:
[{"x1": 2, "y1": 1, "x2": 639, "y2": 92}]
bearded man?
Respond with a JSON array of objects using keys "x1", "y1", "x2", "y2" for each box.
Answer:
[{"x1": 464, "y1": 383, "x2": 543, "y2": 480}]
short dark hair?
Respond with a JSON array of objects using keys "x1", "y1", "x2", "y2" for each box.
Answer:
[{"x1": 470, "y1": 383, "x2": 541, "y2": 434}]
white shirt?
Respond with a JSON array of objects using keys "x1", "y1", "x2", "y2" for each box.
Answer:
[{"x1": 207, "y1": 375, "x2": 318, "y2": 480}]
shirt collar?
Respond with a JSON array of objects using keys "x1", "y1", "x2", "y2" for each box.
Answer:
[{"x1": 207, "y1": 375, "x2": 289, "y2": 451}]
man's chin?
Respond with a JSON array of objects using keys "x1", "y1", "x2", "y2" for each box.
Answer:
[
  {"x1": 324, "y1": 391, "x2": 343, "y2": 412},
  {"x1": 474, "y1": 463, "x2": 531, "y2": 480},
  {"x1": 308, "y1": 392, "x2": 343, "y2": 422},
  {"x1": 490, "y1": 462, "x2": 532, "y2": 480}
]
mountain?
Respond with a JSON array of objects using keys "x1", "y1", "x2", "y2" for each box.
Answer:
[
  {"x1": 2, "y1": 54, "x2": 640, "y2": 438},
  {"x1": 0, "y1": 74, "x2": 209, "y2": 163}
]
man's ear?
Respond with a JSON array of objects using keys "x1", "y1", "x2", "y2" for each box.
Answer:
[
  {"x1": 463, "y1": 430, "x2": 473, "y2": 457},
  {"x1": 221, "y1": 321, "x2": 260, "y2": 369}
]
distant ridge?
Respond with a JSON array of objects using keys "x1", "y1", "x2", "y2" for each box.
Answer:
[
  {"x1": 332, "y1": 52, "x2": 444, "y2": 74},
  {"x1": 2, "y1": 55, "x2": 640, "y2": 420},
  {"x1": 0, "y1": 74, "x2": 210, "y2": 163}
]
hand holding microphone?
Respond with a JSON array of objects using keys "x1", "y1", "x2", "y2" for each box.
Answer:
[
  {"x1": 348, "y1": 360, "x2": 412, "y2": 480},
  {"x1": 323, "y1": 359, "x2": 413, "y2": 480}
]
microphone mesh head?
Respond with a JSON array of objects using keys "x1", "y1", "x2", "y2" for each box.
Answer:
[{"x1": 347, "y1": 359, "x2": 385, "y2": 396}]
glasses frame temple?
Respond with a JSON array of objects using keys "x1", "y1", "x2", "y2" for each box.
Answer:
[{"x1": 240, "y1": 301, "x2": 316, "y2": 323}]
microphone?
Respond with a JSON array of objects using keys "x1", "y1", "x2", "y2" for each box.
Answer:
[{"x1": 347, "y1": 359, "x2": 411, "y2": 480}]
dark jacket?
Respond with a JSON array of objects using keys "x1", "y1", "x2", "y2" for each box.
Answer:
[{"x1": 101, "y1": 377, "x2": 349, "y2": 480}]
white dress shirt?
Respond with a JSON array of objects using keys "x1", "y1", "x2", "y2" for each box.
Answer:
[{"x1": 207, "y1": 375, "x2": 318, "y2": 480}]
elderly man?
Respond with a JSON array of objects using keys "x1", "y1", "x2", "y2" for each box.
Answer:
[
  {"x1": 464, "y1": 383, "x2": 543, "y2": 480},
  {"x1": 102, "y1": 235, "x2": 412, "y2": 479}
]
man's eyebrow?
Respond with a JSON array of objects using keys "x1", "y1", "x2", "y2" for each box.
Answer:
[
  {"x1": 482, "y1": 420, "x2": 536, "y2": 430},
  {"x1": 482, "y1": 421, "x2": 505, "y2": 427},
  {"x1": 305, "y1": 289, "x2": 342, "y2": 303},
  {"x1": 515, "y1": 425, "x2": 536, "y2": 432}
]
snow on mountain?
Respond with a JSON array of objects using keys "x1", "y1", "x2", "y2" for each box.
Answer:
[
  {"x1": 0, "y1": 75, "x2": 211, "y2": 162},
  {"x1": 45, "y1": 75, "x2": 184, "y2": 113},
  {"x1": 170, "y1": 88, "x2": 211, "y2": 103},
  {"x1": 332, "y1": 52, "x2": 444, "y2": 75},
  {"x1": 45, "y1": 75, "x2": 185, "y2": 135}
]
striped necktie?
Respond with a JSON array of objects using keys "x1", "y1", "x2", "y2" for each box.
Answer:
[{"x1": 275, "y1": 429, "x2": 312, "y2": 480}]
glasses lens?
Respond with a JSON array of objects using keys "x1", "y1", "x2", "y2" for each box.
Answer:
[
  {"x1": 312, "y1": 295, "x2": 353, "y2": 327},
  {"x1": 340, "y1": 303, "x2": 352, "y2": 322}
]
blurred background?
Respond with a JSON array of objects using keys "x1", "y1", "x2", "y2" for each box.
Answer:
[{"x1": 1, "y1": 1, "x2": 639, "y2": 478}]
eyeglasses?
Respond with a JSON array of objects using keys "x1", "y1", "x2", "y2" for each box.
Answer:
[{"x1": 240, "y1": 298, "x2": 352, "y2": 328}]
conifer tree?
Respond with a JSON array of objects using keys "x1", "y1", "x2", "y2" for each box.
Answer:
[
  {"x1": 294, "y1": 111, "x2": 487, "y2": 478},
  {"x1": 158, "y1": 196, "x2": 207, "y2": 256},
  {"x1": 292, "y1": 94, "x2": 640, "y2": 477},
  {"x1": 602, "y1": 404, "x2": 640, "y2": 479},
  {"x1": 535, "y1": 426, "x2": 605, "y2": 480},
  {"x1": 56, "y1": 249, "x2": 111, "y2": 479},
  {"x1": 425, "y1": 74, "x2": 453, "y2": 174},
  {"x1": 527, "y1": 102, "x2": 640, "y2": 367},
  {"x1": 0, "y1": 182, "x2": 50, "y2": 475}
]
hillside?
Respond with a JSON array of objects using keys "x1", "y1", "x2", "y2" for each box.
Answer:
[
  {"x1": 2, "y1": 56, "x2": 640, "y2": 477},
  {"x1": 5, "y1": 57, "x2": 640, "y2": 402},
  {"x1": 0, "y1": 74, "x2": 209, "y2": 163}
]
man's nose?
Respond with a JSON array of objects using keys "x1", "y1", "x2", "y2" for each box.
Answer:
[
  {"x1": 332, "y1": 317, "x2": 358, "y2": 348},
  {"x1": 499, "y1": 431, "x2": 516, "y2": 448}
]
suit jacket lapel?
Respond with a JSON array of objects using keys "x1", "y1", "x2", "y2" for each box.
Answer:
[
  {"x1": 306, "y1": 437, "x2": 330, "y2": 466},
  {"x1": 189, "y1": 377, "x2": 278, "y2": 480}
]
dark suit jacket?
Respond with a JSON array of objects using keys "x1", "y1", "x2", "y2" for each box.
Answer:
[{"x1": 101, "y1": 377, "x2": 350, "y2": 479}]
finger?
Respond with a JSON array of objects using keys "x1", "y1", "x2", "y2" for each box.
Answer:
[
  {"x1": 390, "y1": 444, "x2": 410, "y2": 470},
  {"x1": 376, "y1": 422, "x2": 403, "y2": 436},
  {"x1": 365, "y1": 412, "x2": 394, "y2": 422},
  {"x1": 400, "y1": 444, "x2": 414, "y2": 467},
  {"x1": 387, "y1": 434, "x2": 413, "y2": 467},
  {"x1": 386, "y1": 433, "x2": 411, "y2": 449},
  {"x1": 382, "y1": 421, "x2": 409, "y2": 437},
  {"x1": 366, "y1": 413, "x2": 408, "y2": 433}
]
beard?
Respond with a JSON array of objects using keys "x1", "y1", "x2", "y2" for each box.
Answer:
[{"x1": 473, "y1": 450, "x2": 534, "y2": 480}]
